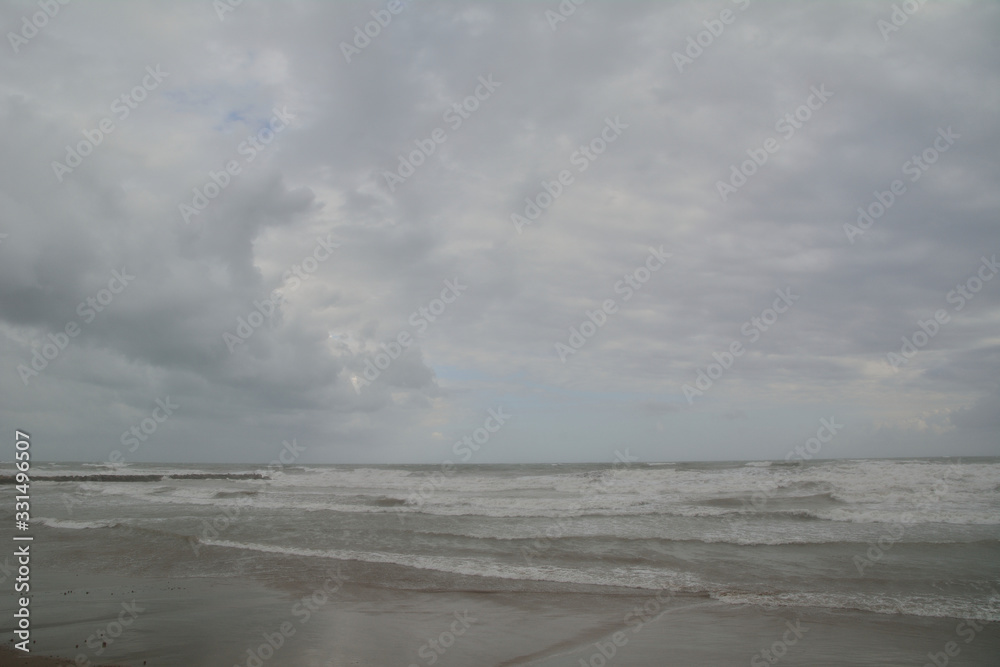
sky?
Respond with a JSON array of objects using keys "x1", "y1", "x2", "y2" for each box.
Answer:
[{"x1": 1, "y1": 0, "x2": 998, "y2": 464}]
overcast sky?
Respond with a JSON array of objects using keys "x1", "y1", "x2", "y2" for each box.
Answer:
[{"x1": 2, "y1": 0, "x2": 998, "y2": 464}]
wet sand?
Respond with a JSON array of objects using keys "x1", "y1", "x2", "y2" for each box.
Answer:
[
  {"x1": 3, "y1": 563, "x2": 998, "y2": 666},
  {"x1": 1, "y1": 645, "x2": 120, "y2": 666}
]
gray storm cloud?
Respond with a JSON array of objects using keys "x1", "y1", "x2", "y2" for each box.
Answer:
[{"x1": 1, "y1": 0, "x2": 997, "y2": 463}]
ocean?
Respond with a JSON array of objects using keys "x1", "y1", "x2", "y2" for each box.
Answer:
[{"x1": 4, "y1": 457, "x2": 1000, "y2": 665}]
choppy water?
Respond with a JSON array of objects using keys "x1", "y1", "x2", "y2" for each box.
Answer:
[{"x1": 12, "y1": 457, "x2": 1000, "y2": 621}]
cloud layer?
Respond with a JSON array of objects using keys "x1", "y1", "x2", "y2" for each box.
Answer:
[{"x1": 2, "y1": 0, "x2": 998, "y2": 463}]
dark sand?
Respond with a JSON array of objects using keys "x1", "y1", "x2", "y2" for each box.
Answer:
[
  {"x1": 4, "y1": 563, "x2": 999, "y2": 666},
  {"x1": 1, "y1": 645, "x2": 121, "y2": 666}
]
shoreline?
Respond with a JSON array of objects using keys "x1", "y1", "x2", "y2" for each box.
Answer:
[{"x1": 5, "y1": 562, "x2": 999, "y2": 666}]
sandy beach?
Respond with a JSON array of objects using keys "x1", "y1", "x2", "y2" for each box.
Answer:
[
  {"x1": 1, "y1": 645, "x2": 119, "y2": 666},
  {"x1": 3, "y1": 460, "x2": 998, "y2": 665},
  {"x1": 5, "y1": 550, "x2": 999, "y2": 666}
]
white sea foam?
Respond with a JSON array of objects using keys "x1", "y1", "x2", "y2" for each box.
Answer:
[
  {"x1": 199, "y1": 538, "x2": 706, "y2": 591},
  {"x1": 34, "y1": 517, "x2": 120, "y2": 530},
  {"x1": 63, "y1": 459, "x2": 999, "y2": 526},
  {"x1": 32, "y1": 460, "x2": 1000, "y2": 527},
  {"x1": 714, "y1": 591, "x2": 1000, "y2": 622},
  {"x1": 26, "y1": 459, "x2": 1000, "y2": 626},
  {"x1": 199, "y1": 538, "x2": 999, "y2": 621}
]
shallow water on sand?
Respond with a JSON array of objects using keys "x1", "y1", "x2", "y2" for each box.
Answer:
[{"x1": 3, "y1": 458, "x2": 998, "y2": 665}]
